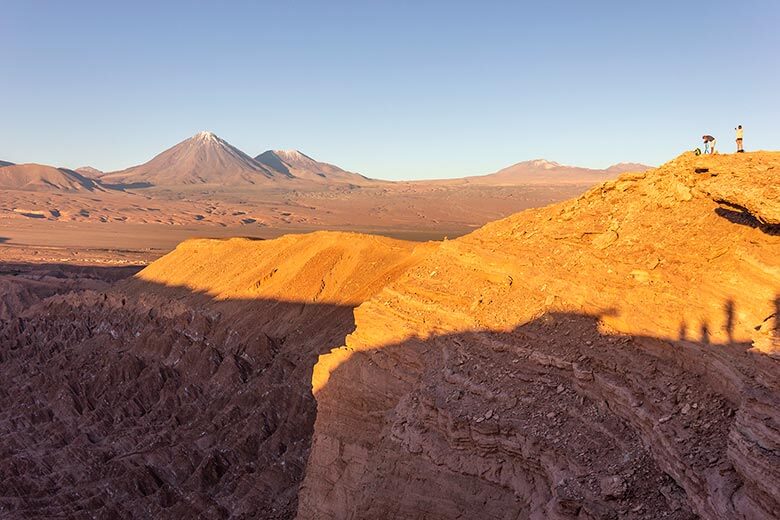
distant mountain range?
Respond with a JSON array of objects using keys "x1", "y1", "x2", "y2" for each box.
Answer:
[
  {"x1": 455, "y1": 159, "x2": 651, "y2": 186},
  {"x1": 100, "y1": 132, "x2": 282, "y2": 187},
  {"x1": 98, "y1": 132, "x2": 371, "y2": 187},
  {"x1": 1, "y1": 131, "x2": 652, "y2": 192}
]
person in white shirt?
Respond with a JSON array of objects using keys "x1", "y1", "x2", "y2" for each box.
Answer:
[{"x1": 735, "y1": 125, "x2": 744, "y2": 153}]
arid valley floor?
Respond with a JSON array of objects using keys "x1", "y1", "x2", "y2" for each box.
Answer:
[{"x1": 0, "y1": 132, "x2": 647, "y2": 265}]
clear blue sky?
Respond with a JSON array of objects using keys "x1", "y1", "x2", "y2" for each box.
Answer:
[{"x1": 1, "y1": 1, "x2": 778, "y2": 180}]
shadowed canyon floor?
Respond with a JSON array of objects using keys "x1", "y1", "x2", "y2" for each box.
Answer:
[{"x1": 0, "y1": 152, "x2": 777, "y2": 519}]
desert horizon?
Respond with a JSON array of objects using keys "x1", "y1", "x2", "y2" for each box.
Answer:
[{"x1": 0, "y1": 129, "x2": 655, "y2": 263}]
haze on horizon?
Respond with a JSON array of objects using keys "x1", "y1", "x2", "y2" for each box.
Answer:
[{"x1": 1, "y1": 0, "x2": 778, "y2": 180}]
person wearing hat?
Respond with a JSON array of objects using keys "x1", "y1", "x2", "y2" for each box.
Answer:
[{"x1": 702, "y1": 135, "x2": 716, "y2": 154}]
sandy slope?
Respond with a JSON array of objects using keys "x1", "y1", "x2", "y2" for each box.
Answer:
[{"x1": 137, "y1": 232, "x2": 436, "y2": 305}]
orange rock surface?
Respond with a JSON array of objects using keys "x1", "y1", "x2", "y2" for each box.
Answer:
[{"x1": 299, "y1": 152, "x2": 779, "y2": 519}]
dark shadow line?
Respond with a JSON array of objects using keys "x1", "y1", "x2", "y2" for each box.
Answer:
[{"x1": 714, "y1": 206, "x2": 780, "y2": 236}]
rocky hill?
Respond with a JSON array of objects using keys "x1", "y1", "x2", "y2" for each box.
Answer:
[
  {"x1": 0, "y1": 152, "x2": 777, "y2": 519},
  {"x1": 606, "y1": 162, "x2": 653, "y2": 174},
  {"x1": 0, "y1": 163, "x2": 104, "y2": 192},
  {"x1": 298, "y1": 152, "x2": 779, "y2": 519}
]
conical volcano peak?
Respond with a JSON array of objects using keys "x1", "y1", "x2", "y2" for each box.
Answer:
[
  {"x1": 274, "y1": 150, "x2": 318, "y2": 167},
  {"x1": 276, "y1": 149, "x2": 308, "y2": 159},
  {"x1": 194, "y1": 131, "x2": 220, "y2": 143},
  {"x1": 100, "y1": 132, "x2": 282, "y2": 186},
  {"x1": 526, "y1": 159, "x2": 563, "y2": 169},
  {"x1": 254, "y1": 149, "x2": 371, "y2": 184}
]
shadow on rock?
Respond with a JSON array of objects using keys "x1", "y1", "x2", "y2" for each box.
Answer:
[
  {"x1": 300, "y1": 307, "x2": 780, "y2": 520},
  {"x1": 0, "y1": 270, "x2": 357, "y2": 519},
  {"x1": 1, "y1": 262, "x2": 778, "y2": 520},
  {"x1": 715, "y1": 206, "x2": 780, "y2": 236}
]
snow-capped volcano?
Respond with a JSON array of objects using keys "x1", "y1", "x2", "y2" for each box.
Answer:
[
  {"x1": 255, "y1": 149, "x2": 371, "y2": 184},
  {"x1": 102, "y1": 132, "x2": 286, "y2": 186},
  {"x1": 527, "y1": 159, "x2": 563, "y2": 169},
  {"x1": 75, "y1": 166, "x2": 104, "y2": 178}
]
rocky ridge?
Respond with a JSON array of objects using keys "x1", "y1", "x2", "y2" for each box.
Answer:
[{"x1": 298, "y1": 152, "x2": 779, "y2": 519}]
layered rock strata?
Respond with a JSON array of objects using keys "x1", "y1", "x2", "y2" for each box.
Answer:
[{"x1": 299, "y1": 153, "x2": 780, "y2": 519}]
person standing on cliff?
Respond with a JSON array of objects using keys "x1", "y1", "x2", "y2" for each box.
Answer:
[
  {"x1": 702, "y1": 135, "x2": 716, "y2": 154},
  {"x1": 735, "y1": 125, "x2": 744, "y2": 152}
]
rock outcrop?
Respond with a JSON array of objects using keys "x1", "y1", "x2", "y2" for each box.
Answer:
[
  {"x1": 298, "y1": 152, "x2": 780, "y2": 519},
  {"x1": 693, "y1": 153, "x2": 780, "y2": 226}
]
